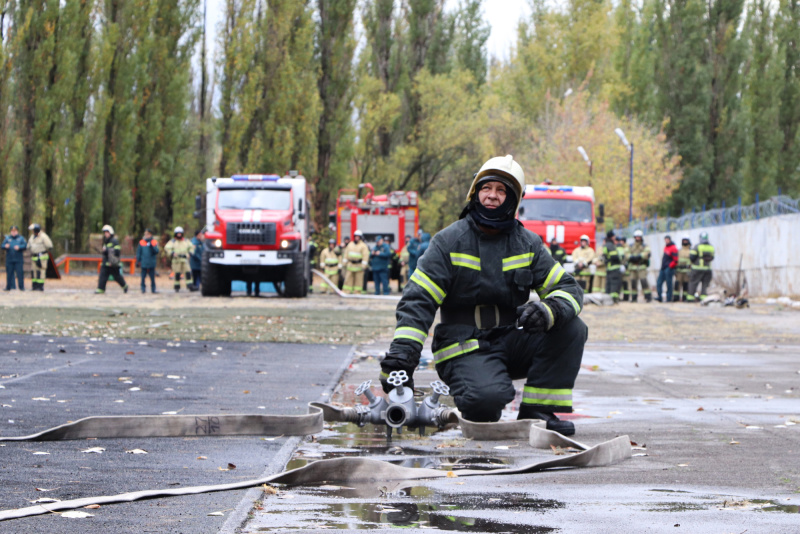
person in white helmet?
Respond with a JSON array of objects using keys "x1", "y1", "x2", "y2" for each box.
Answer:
[
  {"x1": 571, "y1": 235, "x2": 595, "y2": 291},
  {"x1": 628, "y1": 230, "x2": 652, "y2": 302},
  {"x1": 96, "y1": 225, "x2": 129, "y2": 294},
  {"x1": 164, "y1": 226, "x2": 197, "y2": 292},
  {"x1": 673, "y1": 236, "x2": 692, "y2": 301},
  {"x1": 342, "y1": 230, "x2": 370, "y2": 294},
  {"x1": 380, "y1": 155, "x2": 586, "y2": 436},
  {"x1": 27, "y1": 223, "x2": 53, "y2": 291}
]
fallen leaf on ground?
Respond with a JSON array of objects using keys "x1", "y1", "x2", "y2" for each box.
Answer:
[
  {"x1": 35, "y1": 488, "x2": 56, "y2": 492},
  {"x1": 197, "y1": 456, "x2": 207, "y2": 460},
  {"x1": 32, "y1": 397, "x2": 50, "y2": 401},
  {"x1": 262, "y1": 484, "x2": 279, "y2": 495},
  {"x1": 81, "y1": 447, "x2": 105, "y2": 454},
  {"x1": 61, "y1": 511, "x2": 93, "y2": 519},
  {"x1": 30, "y1": 498, "x2": 60, "y2": 504},
  {"x1": 125, "y1": 449, "x2": 147, "y2": 454},
  {"x1": 33, "y1": 451, "x2": 50, "y2": 455},
  {"x1": 207, "y1": 511, "x2": 225, "y2": 516},
  {"x1": 285, "y1": 395, "x2": 298, "y2": 400},
  {"x1": 446, "y1": 471, "x2": 458, "y2": 478},
  {"x1": 697, "y1": 407, "x2": 704, "y2": 411},
  {"x1": 84, "y1": 504, "x2": 101, "y2": 509},
  {"x1": 730, "y1": 440, "x2": 740, "y2": 445}
]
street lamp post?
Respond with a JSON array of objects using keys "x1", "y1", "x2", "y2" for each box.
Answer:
[
  {"x1": 614, "y1": 128, "x2": 634, "y2": 223},
  {"x1": 576, "y1": 146, "x2": 592, "y2": 185}
]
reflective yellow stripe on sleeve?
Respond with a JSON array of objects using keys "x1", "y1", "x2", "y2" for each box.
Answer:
[
  {"x1": 393, "y1": 326, "x2": 427, "y2": 346},
  {"x1": 537, "y1": 263, "x2": 565, "y2": 296},
  {"x1": 502, "y1": 253, "x2": 534, "y2": 271},
  {"x1": 433, "y1": 339, "x2": 480, "y2": 364},
  {"x1": 543, "y1": 289, "x2": 582, "y2": 315},
  {"x1": 449, "y1": 252, "x2": 480, "y2": 271},
  {"x1": 410, "y1": 270, "x2": 446, "y2": 304}
]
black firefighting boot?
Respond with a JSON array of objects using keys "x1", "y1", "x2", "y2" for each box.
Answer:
[
  {"x1": 631, "y1": 293, "x2": 638, "y2": 303},
  {"x1": 644, "y1": 292, "x2": 652, "y2": 303},
  {"x1": 518, "y1": 404, "x2": 575, "y2": 436},
  {"x1": 621, "y1": 282, "x2": 629, "y2": 301}
]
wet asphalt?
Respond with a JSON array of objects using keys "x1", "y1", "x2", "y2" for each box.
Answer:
[
  {"x1": 0, "y1": 334, "x2": 352, "y2": 533},
  {"x1": 242, "y1": 341, "x2": 800, "y2": 534}
]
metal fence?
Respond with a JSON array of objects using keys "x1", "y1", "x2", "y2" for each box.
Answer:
[{"x1": 616, "y1": 195, "x2": 800, "y2": 237}]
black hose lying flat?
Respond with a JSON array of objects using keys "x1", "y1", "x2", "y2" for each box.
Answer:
[{"x1": 0, "y1": 403, "x2": 631, "y2": 521}]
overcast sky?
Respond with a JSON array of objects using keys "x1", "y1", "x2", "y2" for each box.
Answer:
[{"x1": 203, "y1": 0, "x2": 531, "y2": 64}]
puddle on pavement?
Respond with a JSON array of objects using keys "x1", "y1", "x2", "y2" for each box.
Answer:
[
  {"x1": 251, "y1": 490, "x2": 561, "y2": 532},
  {"x1": 646, "y1": 490, "x2": 799, "y2": 514}
]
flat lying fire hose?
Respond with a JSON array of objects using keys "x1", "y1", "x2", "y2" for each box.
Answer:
[{"x1": 0, "y1": 403, "x2": 631, "y2": 521}]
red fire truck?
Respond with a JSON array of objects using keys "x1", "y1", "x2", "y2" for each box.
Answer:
[
  {"x1": 517, "y1": 184, "x2": 602, "y2": 254},
  {"x1": 335, "y1": 183, "x2": 419, "y2": 248},
  {"x1": 198, "y1": 173, "x2": 310, "y2": 298}
]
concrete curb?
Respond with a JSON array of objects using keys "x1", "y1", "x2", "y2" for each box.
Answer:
[{"x1": 218, "y1": 344, "x2": 357, "y2": 534}]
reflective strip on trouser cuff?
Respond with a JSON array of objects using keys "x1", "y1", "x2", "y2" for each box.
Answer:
[
  {"x1": 522, "y1": 386, "x2": 572, "y2": 408},
  {"x1": 393, "y1": 326, "x2": 427, "y2": 346},
  {"x1": 433, "y1": 339, "x2": 480, "y2": 364},
  {"x1": 347, "y1": 265, "x2": 363, "y2": 272},
  {"x1": 502, "y1": 253, "x2": 534, "y2": 271},
  {"x1": 543, "y1": 289, "x2": 582, "y2": 315},
  {"x1": 410, "y1": 270, "x2": 445, "y2": 304},
  {"x1": 449, "y1": 252, "x2": 480, "y2": 270}
]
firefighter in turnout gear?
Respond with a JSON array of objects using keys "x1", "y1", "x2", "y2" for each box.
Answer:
[
  {"x1": 628, "y1": 230, "x2": 652, "y2": 302},
  {"x1": 571, "y1": 235, "x2": 595, "y2": 291},
  {"x1": 381, "y1": 155, "x2": 587, "y2": 436},
  {"x1": 27, "y1": 223, "x2": 53, "y2": 291},
  {"x1": 688, "y1": 232, "x2": 715, "y2": 301},
  {"x1": 673, "y1": 236, "x2": 692, "y2": 301},
  {"x1": 399, "y1": 235, "x2": 412, "y2": 291},
  {"x1": 615, "y1": 235, "x2": 630, "y2": 300},
  {"x1": 342, "y1": 230, "x2": 370, "y2": 294},
  {"x1": 96, "y1": 225, "x2": 129, "y2": 294},
  {"x1": 165, "y1": 227, "x2": 197, "y2": 292},
  {"x1": 603, "y1": 234, "x2": 623, "y2": 303},
  {"x1": 549, "y1": 237, "x2": 566, "y2": 265},
  {"x1": 319, "y1": 239, "x2": 340, "y2": 294}
]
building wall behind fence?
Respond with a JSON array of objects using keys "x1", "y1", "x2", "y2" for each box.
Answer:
[{"x1": 643, "y1": 213, "x2": 800, "y2": 298}]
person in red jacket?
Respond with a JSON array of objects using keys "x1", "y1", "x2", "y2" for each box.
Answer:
[{"x1": 655, "y1": 235, "x2": 679, "y2": 302}]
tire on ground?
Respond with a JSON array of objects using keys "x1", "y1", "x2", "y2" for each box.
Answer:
[
  {"x1": 201, "y1": 251, "x2": 221, "y2": 297},
  {"x1": 284, "y1": 252, "x2": 308, "y2": 298}
]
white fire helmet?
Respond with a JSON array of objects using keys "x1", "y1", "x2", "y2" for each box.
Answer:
[
  {"x1": 466, "y1": 155, "x2": 525, "y2": 211},
  {"x1": 101, "y1": 224, "x2": 114, "y2": 235},
  {"x1": 633, "y1": 230, "x2": 643, "y2": 238},
  {"x1": 174, "y1": 226, "x2": 184, "y2": 235},
  {"x1": 580, "y1": 234, "x2": 590, "y2": 242},
  {"x1": 353, "y1": 230, "x2": 363, "y2": 237}
]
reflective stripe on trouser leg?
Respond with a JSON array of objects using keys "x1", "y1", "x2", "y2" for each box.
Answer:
[
  {"x1": 522, "y1": 386, "x2": 572, "y2": 408},
  {"x1": 506, "y1": 317, "x2": 587, "y2": 413}
]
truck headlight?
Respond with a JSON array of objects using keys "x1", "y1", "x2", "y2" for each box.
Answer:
[
  {"x1": 214, "y1": 239, "x2": 222, "y2": 248},
  {"x1": 280, "y1": 239, "x2": 290, "y2": 249},
  {"x1": 280, "y1": 239, "x2": 299, "y2": 250}
]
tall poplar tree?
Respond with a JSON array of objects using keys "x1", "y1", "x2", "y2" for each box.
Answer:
[
  {"x1": 314, "y1": 0, "x2": 356, "y2": 229},
  {"x1": 777, "y1": 0, "x2": 800, "y2": 196}
]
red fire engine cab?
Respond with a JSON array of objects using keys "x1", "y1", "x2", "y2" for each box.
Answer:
[
  {"x1": 517, "y1": 184, "x2": 601, "y2": 254},
  {"x1": 335, "y1": 183, "x2": 419, "y2": 249}
]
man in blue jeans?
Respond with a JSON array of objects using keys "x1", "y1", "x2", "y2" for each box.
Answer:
[
  {"x1": 655, "y1": 235, "x2": 678, "y2": 302},
  {"x1": 370, "y1": 236, "x2": 392, "y2": 295},
  {"x1": 2, "y1": 225, "x2": 27, "y2": 291}
]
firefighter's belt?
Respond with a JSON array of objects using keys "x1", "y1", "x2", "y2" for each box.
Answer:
[
  {"x1": 0, "y1": 402, "x2": 631, "y2": 521},
  {"x1": 440, "y1": 304, "x2": 517, "y2": 330}
]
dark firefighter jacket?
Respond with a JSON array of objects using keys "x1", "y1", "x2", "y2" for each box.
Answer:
[
  {"x1": 387, "y1": 215, "x2": 584, "y2": 371},
  {"x1": 102, "y1": 236, "x2": 122, "y2": 267},
  {"x1": 690, "y1": 242, "x2": 715, "y2": 270}
]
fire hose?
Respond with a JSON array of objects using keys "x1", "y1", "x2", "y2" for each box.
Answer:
[
  {"x1": 0, "y1": 377, "x2": 631, "y2": 521},
  {"x1": 312, "y1": 268, "x2": 401, "y2": 301}
]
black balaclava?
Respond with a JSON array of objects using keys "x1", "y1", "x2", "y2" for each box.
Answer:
[{"x1": 462, "y1": 175, "x2": 518, "y2": 231}]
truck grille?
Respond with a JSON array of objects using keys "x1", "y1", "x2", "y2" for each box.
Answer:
[{"x1": 226, "y1": 222, "x2": 276, "y2": 245}]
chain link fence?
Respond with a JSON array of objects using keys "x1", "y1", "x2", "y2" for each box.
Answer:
[{"x1": 616, "y1": 195, "x2": 800, "y2": 237}]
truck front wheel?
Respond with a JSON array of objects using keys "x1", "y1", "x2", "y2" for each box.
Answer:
[
  {"x1": 201, "y1": 251, "x2": 222, "y2": 297},
  {"x1": 283, "y1": 252, "x2": 308, "y2": 298}
]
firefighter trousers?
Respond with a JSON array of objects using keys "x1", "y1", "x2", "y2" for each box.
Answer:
[
  {"x1": 343, "y1": 268, "x2": 364, "y2": 294},
  {"x1": 98, "y1": 265, "x2": 127, "y2": 292},
  {"x1": 171, "y1": 258, "x2": 192, "y2": 290},
  {"x1": 605, "y1": 269, "x2": 622, "y2": 302},
  {"x1": 321, "y1": 270, "x2": 339, "y2": 293},
  {"x1": 673, "y1": 271, "x2": 690, "y2": 301},
  {"x1": 31, "y1": 253, "x2": 48, "y2": 290},
  {"x1": 688, "y1": 269, "x2": 712, "y2": 300},
  {"x1": 435, "y1": 317, "x2": 587, "y2": 423},
  {"x1": 629, "y1": 268, "x2": 650, "y2": 301}
]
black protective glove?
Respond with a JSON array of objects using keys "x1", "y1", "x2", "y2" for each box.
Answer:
[
  {"x1": 380, "y1": 353, "x2": 416, "y2": 393},
  {"x1": 515, "y1": 301, "x2": 555, "y2": 333}
]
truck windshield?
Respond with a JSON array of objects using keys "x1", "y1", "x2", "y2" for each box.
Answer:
[
  {"x1": 519, "y1": 198, "x2": 593, "y2": 223},
  {"x1": 218, "y1": 189, "x2": 291, "y2": 211}
]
